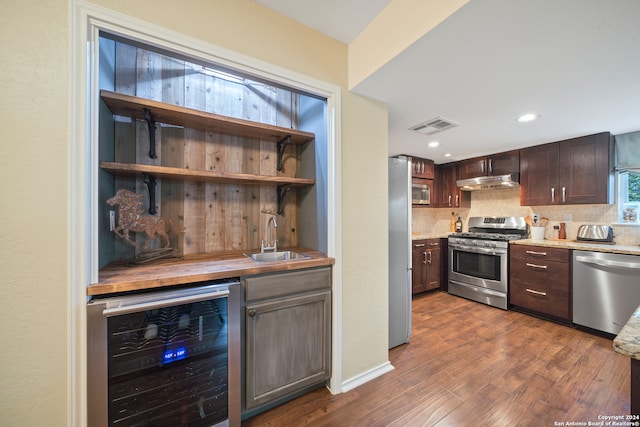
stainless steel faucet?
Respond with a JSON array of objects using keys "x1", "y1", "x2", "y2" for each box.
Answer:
[{"x1": 261, "y1": 216, "x2": 278, "y2": 253}]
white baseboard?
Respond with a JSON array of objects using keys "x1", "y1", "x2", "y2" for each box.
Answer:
[{"x1": 340, "y1": 361, "x2": 395, "y2": 393}]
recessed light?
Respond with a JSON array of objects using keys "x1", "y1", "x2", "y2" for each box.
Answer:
[
  {"x1": 427, "y1": 141, "x2": 440, "y2": 148},
  {"x1": 444, "y1": 153, "x2": 452, "y2": 157},
  {"x1": 517, "y1": 113, "x2": 539, "y2": 123}
]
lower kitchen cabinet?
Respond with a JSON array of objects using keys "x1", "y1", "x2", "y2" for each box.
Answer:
[
  {"x1": 509, "y1": 245, "x2": 572, "y2": 322},
  {"x1": 242, "y1": 267, "x2": 331, "y2": 416},
  {"x1": 412, "y1": 238, "x2": 442, "y2": 294}
]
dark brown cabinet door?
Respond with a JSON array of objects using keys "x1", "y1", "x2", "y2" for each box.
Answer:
[
  {"x1": 458, "y1": 157, "x2": 486, "y2": 180},
  {"x1": 488, "y1": 150, "x2": 520, "y2": 176},
  {"x1": 558, "y1": 132, "x2": 613, "y2": 204},
  {"x1": 412, "y1": 239, "x2": 442, "y2": 294},
  {"x1": 436, "y1": 164, "x2": 469, "y2": 208},
  {"x1": 520, "y1": 133, "x2": 612, "y2": 206},
  {"x1": 425, "y1": 239, "x2": 441, "y2": 291},
  {"x1": 411, "y1": 240, "x2": 427, "y2": 294},
  {"x1": 411, "y1": 156, "x2": 435, "y2": 179},
  {"x1": 458, "y1": 150, "x2": 519, "y2": 180},
  {"x1": 520, "y1": 142, "x2": 559, "y2": 205}
]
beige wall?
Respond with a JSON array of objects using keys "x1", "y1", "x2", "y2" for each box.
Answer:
[
  {"x1": 348, "y1": 0, "x2": 469, "y2": 88},
  {"x1": 0, "y1": 0, "x2": 392, "y2": 424},
  {"x1": 1, "y1": 1, "x2": 69, "y2": 426},
  {"x1": 341, "y1": 92, "x2": 389, "y2": 379}
]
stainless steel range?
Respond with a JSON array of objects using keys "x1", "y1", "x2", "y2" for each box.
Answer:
[{"x1": 448, "y1": 216, "x2": 528, "y2": 309}]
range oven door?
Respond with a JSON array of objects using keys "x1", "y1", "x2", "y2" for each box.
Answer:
[
  {"x1": 448, "y1": 242, "x2": 509, "y2": 309},
  {"x1": 87, "y1": 281, "x2": 240, "y2": 427}
]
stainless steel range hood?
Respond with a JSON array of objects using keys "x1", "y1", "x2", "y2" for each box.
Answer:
[{"x1": 457, "y1": 173, "x2": 519, "y2": 191}]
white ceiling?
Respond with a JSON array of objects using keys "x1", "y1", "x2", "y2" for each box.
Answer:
[{"x1": 255, "y1": 0, "x2": 640, "y2": 164}]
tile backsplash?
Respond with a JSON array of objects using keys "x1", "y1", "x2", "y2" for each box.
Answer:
[{"x1": 413, "y1": 188, "x2": 640, "y2": 246}]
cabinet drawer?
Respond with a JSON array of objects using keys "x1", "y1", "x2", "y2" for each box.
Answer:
[
  {"x1": 510, "y1": 279, "x2": 570, "y2": 320},
  {"x1": 243, "y1": 267, "x2": 331, "y2": 302},
  {"x1": 510, "y1": 245, "x2": 570, "y2": 263},
  {"x1": 510, "y1": 258, "x2": 569, "y2": 288},
  {"x1": 426, "y1": 238, "x2": 441, "y2": 248}
]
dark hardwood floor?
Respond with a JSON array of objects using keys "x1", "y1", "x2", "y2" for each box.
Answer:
[{"x1": 242, "y1": 291, "x2": 630, "y2": 426}]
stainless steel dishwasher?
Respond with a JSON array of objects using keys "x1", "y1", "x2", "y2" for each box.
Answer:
[{"x1": 573, "y1": 250, "x2": 640, "y2": 335}]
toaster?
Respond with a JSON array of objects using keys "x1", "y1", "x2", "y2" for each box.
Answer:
[{"x1": 576, "y1": 225, "x2": 614, "y2": 242}]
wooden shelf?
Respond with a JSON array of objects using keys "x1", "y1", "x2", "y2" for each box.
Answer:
[
  {"x1": 100, "y1": 161, "x2": 315, "y2": 187},
  {"x1": 100, "y1": 90, "x2": 315, "y2": 145}
]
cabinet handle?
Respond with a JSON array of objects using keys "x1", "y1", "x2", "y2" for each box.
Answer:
[
  {"x1": 429, "y1": 242, "x2": 439, "y2": 246},
  {"x1": 525, "y1": 250, "x2": 547, "y2": 256},
  {"x1": 481, "y1": 161, "x2": 485, "y2": 174},
  {"x1": 526, "y1": 288, "x2": 547, "y2": 296},
  {"x1": 562, "y1": 186, "x2": 566, "y2": 203},
  {"x1": 423, "y1": 251, "x2": 427, "y2": 265},
  {"x1": 248, "y1": 309, "x2": 257, "y2": 317},
  {"x1": 488, "y1": 159, "x2": 493, "y2": 174},
  {"x1": 551, "y1": 187, "x2": 555, "y2": 203},
  {"x1": 414, "y1": 243, "x2": 425, "y2": 247},
  {"x1": 427, "y1": 251, "x2": 432, "y2": 264},
  {"x1": 448, "y1": 195, "x2": 452, "y2": 207},
  {"x1": 526, "y1": 262, "x2": 548, "y2": 270},
  {"x1": 420, "y1": 162, "x2": 424, "y2": 175},
  {"x1": 455, "y1": 194, "x2": 459, "y2": 207}
]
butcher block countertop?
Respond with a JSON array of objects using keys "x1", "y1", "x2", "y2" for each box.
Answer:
[
  {"x1": 88, "y1": 248, "x2": 334, "y2": 296},
  {"x1": 511, "y1": 238, "x2": 640, "y2": 256}
]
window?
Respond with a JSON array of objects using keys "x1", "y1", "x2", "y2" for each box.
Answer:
[{"x1": 619, "y1": 171, "x2": 640, "y2": 223}]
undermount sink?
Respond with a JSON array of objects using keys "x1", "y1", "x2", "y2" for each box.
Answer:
[{"x1": 245, "y1": 250, "x2": 311, "y2": 263}]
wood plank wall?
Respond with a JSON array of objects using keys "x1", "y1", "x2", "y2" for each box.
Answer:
[{"x1": 108, "y1": 43, "x2": 301, "y2": 260}]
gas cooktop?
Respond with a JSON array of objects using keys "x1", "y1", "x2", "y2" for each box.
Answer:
[
  {"x1": 449, "y1": 216, "x2": 528, "y2": 241},
  {"x1": 448, "y1": 232, "x2": 526, "y2": 241}
]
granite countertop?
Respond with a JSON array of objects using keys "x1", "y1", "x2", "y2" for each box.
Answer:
[
  {"x1": 412, "y1": 233, "x2": 451, "y2": 240},
  {"x1": 614, "y1": 306, "x2": 640, "y2": 359},
  {"x1": 511, "y1": 238, "x2": 640, "y2": 256}
]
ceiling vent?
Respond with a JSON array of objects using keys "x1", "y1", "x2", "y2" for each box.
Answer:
[{"x1": 410, "y1": 117, "x2": 459, "y2": 135}]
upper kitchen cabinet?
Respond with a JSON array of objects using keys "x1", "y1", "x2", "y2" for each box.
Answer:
[
  {"x1": 436, "y1": 163, "x2": 470, "y2": 208},
  {"x1": 411, "y1": 156, "x2": 435, "y2": 179},
  {"x1": 457, "y1": 150, "x2": 520, "y2": 180},
  {"x1": 520, "y1": 132, "x2": 613, "y2": 206}
]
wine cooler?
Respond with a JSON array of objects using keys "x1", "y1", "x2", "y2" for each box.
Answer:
[{"x1": 87, "y1": 280, "x2": 240, "y2": 427}]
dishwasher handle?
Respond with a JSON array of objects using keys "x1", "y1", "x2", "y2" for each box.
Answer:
[
  {"x1": 575, "y1": 255, "x2": 640, "y2": 271},
  {"x1": 102, "y1": 287, "x2": 231, "y2": 317}
]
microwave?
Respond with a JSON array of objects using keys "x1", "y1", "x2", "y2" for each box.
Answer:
[{"x1": 412, "y1": 178, "x2": 432, "y2": 205}]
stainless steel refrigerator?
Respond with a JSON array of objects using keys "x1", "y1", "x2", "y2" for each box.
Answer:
[{"x1": 388, "y1": 155, "x2": 412, "y2": 349}]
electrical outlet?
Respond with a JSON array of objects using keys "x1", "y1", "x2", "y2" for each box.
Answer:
[
  {"x1": 564, "y1": 213, "x2": 572, "y2": 222},
  {"x1": 110, "y1": 210, "x2": 116, "y2": 231}
]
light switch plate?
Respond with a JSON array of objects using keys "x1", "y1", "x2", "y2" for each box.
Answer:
[{"x1": 563, "y1": 213, "x2": 572, "y2": 222}]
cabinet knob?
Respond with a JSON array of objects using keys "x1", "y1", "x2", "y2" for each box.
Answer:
[{"x1": 248, "y1": 309, "x2": 257, "y2": 317}]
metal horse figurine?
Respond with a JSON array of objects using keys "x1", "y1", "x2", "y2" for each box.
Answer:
[{"x1": 106, "y1": 189, "x2": 180, "y2": 252}]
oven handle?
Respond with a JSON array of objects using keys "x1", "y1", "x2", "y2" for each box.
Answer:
[
  {"x1": 102, "y1": 289, "x2": 230, "y2": 317},
  {"x1": 449, "y1": 244, "x2": 507, "y2": 256}
]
